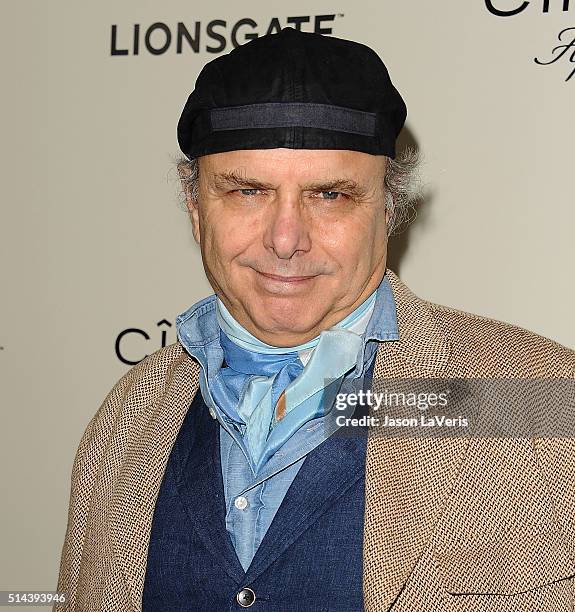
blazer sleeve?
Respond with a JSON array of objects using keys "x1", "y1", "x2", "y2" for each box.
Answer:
[
  {"x1": 53, "y1": 368, "x2": 135, "y2": 612},
  {"x1": 533, "y1": 361, "x2": 575, "y2": 558},
  {"x1": 535, "y1": 437, "x2": 575, "y2": 557}
]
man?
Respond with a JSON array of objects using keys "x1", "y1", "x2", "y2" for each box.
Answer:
[{"x1": 55, "y1": 28, "x2": 575, "y2": 611}]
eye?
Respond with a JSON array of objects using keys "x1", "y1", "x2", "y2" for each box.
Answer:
[
  {"x1": 237, "y1": 188, "x2": 263, "y2": 196},
  {"x1": 318, "y1": 191, "x2": 346, "y2": 200}
]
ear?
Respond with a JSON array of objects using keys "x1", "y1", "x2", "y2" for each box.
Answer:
[
  {"x1": 384, "y1": 191, "x2": 392, "y2": 231},
  {"x1": 382, "y1": 156, "x2": 391, "y2": 229},
  {"x1": 178, "y1": 161, "x2": 201, "y2": 244},
  {"x1": 186, "y1": 193, "x2": 201, "y2": 245}
]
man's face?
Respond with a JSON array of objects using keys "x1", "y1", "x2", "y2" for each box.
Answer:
[{"x1": 186, "y1": 148, "x2": 389, "y2": 347}]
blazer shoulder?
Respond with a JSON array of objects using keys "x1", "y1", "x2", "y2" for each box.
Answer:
[
  {"x1": 76, "y1": 342, "x2": 197, "y2": 462},
  {"x1": 425, "y1": 300, "x2": 575, "y2": 377},
  {"x1": 112, "y1": 341, "x2": 199, "y2": 409},
  {"x1": 130, "y1": 341, "x2": 192, "y2": 384}
]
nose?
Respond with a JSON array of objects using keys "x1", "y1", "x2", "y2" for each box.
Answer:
[{"x1": 262, "y1": 191, "x2": 311, "y2": 260}]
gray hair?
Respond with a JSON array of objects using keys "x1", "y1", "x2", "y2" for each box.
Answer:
[{"x1": 176, "y1": 147, "x2": 422, "y2": 236}]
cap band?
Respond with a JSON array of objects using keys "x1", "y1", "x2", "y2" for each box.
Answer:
[{"x1": 210, "y1": 103, "x2": 378, "y2": 137}]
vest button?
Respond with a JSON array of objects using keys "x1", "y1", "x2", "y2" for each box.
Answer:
[{"x1": 236, "y1": 587, "x2": 256, "y2": 607}]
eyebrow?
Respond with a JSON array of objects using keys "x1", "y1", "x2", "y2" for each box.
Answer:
[{"x1": 211, "y1": 171, "x2": 369, "y2": 198}]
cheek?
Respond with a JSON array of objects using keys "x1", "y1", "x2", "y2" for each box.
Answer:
[
  {"x1": 318, "y1": 213, "x2": 383, "y2": 268},
  {"x1": 201, "y1": 208, "x2": 257, "y2": 262}
]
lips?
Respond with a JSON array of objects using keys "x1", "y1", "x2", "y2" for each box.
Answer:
[{"x1": 257, "y1": 271, "x2": 316, "y2": 282}]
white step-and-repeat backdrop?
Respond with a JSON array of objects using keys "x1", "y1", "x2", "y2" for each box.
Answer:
[{"x1": 1, "y1": 0, "x2": 573, "y2": 600}]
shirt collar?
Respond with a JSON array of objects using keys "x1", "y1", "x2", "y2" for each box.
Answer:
[{"x1": 364, "y1": 272, "x2": 400, "y2": 342}]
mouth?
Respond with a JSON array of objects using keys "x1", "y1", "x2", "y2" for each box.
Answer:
[{"x1": 256, "y1": 271, "x2": 317, "y2": 284}]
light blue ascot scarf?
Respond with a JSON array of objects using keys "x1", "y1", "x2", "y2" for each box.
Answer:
[{"x1": 210, "y1": 290, "x2": 377, "y2": 471}]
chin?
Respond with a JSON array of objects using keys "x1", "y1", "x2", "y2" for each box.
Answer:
[{"x1": 251, "y1": 302, "x2": 321, "y2": 335}]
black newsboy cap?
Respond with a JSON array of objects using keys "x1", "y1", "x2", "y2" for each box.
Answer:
[{"x1": 177, "y1": 27, "x2": 407, "y2": 159}]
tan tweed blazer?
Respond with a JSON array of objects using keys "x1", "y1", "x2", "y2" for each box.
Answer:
[{"x1": 54, "y1": 270, "x2": 575, "y2": 611}]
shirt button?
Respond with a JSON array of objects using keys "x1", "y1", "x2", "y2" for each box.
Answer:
[
  {"x1": 234, "y1": 496, "x2": 248, "y2": 510},
  {"x1": 236, "y1": 587, "x2": 256, "y2": 607}
]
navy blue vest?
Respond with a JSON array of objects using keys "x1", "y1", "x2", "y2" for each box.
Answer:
[{"x1": 143, "y1": 360, "x2": 374, "y2": 612}]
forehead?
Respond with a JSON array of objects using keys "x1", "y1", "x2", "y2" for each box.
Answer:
[{"x1": 199, "y1": 148, "x2": 386, "y2": 184}]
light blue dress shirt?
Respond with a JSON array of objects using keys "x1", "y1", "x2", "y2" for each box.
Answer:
[{"x1": 176, "y1": 273, "x2": 399, "y2": 571}]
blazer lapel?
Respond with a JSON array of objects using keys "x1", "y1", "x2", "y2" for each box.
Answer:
[
  {"x1": 108, "y1": 350, "x2": 201, "y2": 612},
  {"x1": 362, "y1": 270, "x2": 474, "y2": 611}
]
